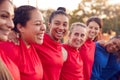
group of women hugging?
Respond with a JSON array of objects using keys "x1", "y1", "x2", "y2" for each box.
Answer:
[{"x1": 0, "y1": 0, "x2": 120, "y2": 80}]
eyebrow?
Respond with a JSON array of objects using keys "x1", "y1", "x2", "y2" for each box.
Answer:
[
  {"x1": 34, "y1": 19, "x2": 44, "y2": 22},
  {"x1": 0, "y1": 10, "x2": 9, "y2": 15}
]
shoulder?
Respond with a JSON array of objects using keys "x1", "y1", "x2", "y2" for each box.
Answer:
[{"x1": 62, "y1": 47, "x2": 68, "y2": 62}]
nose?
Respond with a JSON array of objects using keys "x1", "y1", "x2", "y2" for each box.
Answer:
[
  {"x1": 7, "y1": 19, "x2": 14, "y2": 29},
  {"x1": 78, "y1": 34, "x2": 86, "y2": 42},
  {"x1": 78, "y1": 36, "x2": 83, "y2": 41},
  {"x1": 57, "y1": 25, "x2": 65, "y2": 33},
  {"x1": 90, "y1": 28, "x2": 95, "y2": 33},
  {"x1": 112, "y1": 45, "x2": 117, "y2": 51},
  {"x1": 59, "y1": 24, "x2": 65, "y2": 29},
  {"x1": 40, "y1": 24, "x2": 46, "y2": 32},
  {"x1": 77, "y1": 35, "x2": 83, "y2": 41}
]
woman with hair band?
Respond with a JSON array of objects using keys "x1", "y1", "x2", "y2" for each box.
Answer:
[
  {"x1": 34, "y1": 7, "x2": 69, "y2": 80},
  {"x1": 0, "y1": 5, "x2": 46, "y2": 80}
]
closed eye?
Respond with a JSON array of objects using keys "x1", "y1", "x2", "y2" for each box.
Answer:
[
  {"x1": 81, "y1": 34, "x2": 85, "y2": 38},
  {"x1": 1, "y1": 14, "x2": 8, "y2": 19}
]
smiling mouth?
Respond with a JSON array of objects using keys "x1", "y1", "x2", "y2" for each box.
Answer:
[
  {"x1": 37, "y1": 34, "x2": 44, "y2": 40},
  {"x1": 1, "y1": 31, "x2": 9, "y2": 36},
  {"x1": 57, "y1": 31, "x2": 64, "y2": 36}
]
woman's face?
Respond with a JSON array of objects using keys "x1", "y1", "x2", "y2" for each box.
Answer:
[
  {"x1": 0, "y1": 1, "x2": 14, "y2": 41},
  {"x1": 87, "y1": 21, "x2": 100, "y2": 40},
  {"x1": 68, "y1": 26, "x2": 87, "y2": 49},
  {"x1": 106, "y1": 38, "x2": 120, "y2": 53},
  {"x1": 19, "y1": 10, "x2": 46, "y2": 45},
  {"x1": 49, "y1": 14, "x2": 69, "y2": 42}
]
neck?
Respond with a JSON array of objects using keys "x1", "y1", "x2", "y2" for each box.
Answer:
[
  {"x1": 48, "y1": 33, "x2": 61, "y2": 42},
  {"x1": 21, "y1": 37, "x2": 30, "y2": 48},
  {"x1": 87, "y1": 38, "x2": 94, "y2": 41}
]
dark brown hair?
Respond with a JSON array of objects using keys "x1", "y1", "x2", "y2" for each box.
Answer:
[
  {"x1": 49, "y1": 7, "x2": 68, "y2": 23},
  {"x1": 13, "y1": 5, "x2": 37, "y2": 32}
]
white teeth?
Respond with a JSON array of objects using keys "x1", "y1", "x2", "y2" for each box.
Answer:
[
  {"x1": 89, "y1": 34, "x2": 95, "y2": 38},
  {"x1": 89, "y1": 33, "x2": 95, "y2": 36},
  {"x1": 37, "y1": 34, "x2": 44, "y2": 39},
  {"x1": 57, "y1": 32, "x2": 63, "y2": 34}
]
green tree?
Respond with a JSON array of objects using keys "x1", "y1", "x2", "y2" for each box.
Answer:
[{"x1": 70, "y1": 0, "x2": 120, "y2": 34}]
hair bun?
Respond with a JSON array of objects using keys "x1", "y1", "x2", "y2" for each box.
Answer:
[{"x1": 57, "y1": 7, "x2": 66, "y2": 12}]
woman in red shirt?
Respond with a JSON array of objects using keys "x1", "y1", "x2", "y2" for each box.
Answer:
[
  {"x1": 79, "y1": 16, "x2": 103, "y2": 80},
  {"x1": 0, "y1": 5, "x2": 46, "y2": 80},
  {"x1": 34, "y1": 7, "x2": 69, "y2": 80},
  {"x1": 0, "y1": 0, "x2": 20, "y2": 80},
  {"x1": 60, "y1": 22, "x2": 88, "y2": 80}
]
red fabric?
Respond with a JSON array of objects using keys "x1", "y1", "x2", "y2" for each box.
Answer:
[
  {"x1": 34, "y1": 33, "x2": 63, "y2": 80},
  {"x1": 0, "y1": 48, "x2": 20, "y2": 80},
  {"x1": 79, "y1": 39, "x2": 95, "y2": 80},
  {"x1": 60, "y1": 44, "x2": 84, "y2": 80},
  {"x1": 0, "y1": 39, "x2": 43, "y2": 80}
]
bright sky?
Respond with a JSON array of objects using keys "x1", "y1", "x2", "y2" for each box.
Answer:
[
  {"x1": 108, "y1": 0, "x2": 120, "y2": 4},
  {"x1": 12, "y1": 0, "x2": 120, "y2": 11},
  {"x1": 12, "y1": 0, "x2": 81, "y2": 11}
]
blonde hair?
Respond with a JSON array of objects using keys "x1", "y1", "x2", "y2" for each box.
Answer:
[{"x1": 69, "y1": 22, "x2": 87, "y2": 35}]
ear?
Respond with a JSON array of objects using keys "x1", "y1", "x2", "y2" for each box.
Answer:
[{"x1": 16, "y1": 24, "x2": 25, "y2": 33}]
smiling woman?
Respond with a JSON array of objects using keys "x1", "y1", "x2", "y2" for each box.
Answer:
[
  {"x1": 0, "y1": 5, "x2": 46, "y2": 80},
  {"x1": 0, "y1": 0, "x2": 14, "y2": 41},
  {"x1": 0, "y1": 0, "x2": 20, "y2": 80},
  {"x1": 91, "y1": 35, "x2": 120, "y2": 80}
]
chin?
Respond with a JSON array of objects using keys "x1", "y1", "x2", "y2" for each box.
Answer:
[
  {"x1": 37, "y1": 40, "x2": 43, "y2": 45},
  {"x1": 88, "y1": 36, "x2": 95, "y2": 40},
  {"x1": 73, "y1": 45, "x2": 79, "y2": 49},
  {"x1": 0, "y1": 37, "x2": 8, "y2": 41}
]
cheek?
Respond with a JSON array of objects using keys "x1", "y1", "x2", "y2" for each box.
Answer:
[
  {"x1": 106, "y1": 43, "x2": 113, "y2": 51},
  {"x1": 88, "y1": 29, "x2": 92, "y2": 33},
  {"x1": 50, "y1": 26, "x2": 56, "y2": 32},
  {"x1": 65, "y1": 27, "x2": 69, "y2": 31},
  {"x1": 69, "y1": 36, "x2": 74, "y2": 43},
  {"x1": 64, "y1": 28, "x2": 68, "y2": 35},
  {"x1": 0, "y1": 19, "x2": 6, "y2": 25},
  {"x1": 95, "y1": 30, "x2": 100, "y2": 34},
  {"x1": 32, "y1": 26, "x2": 41, "y2": 33},
  {"x1": 82, "y1": 37, "x2": 86, "y2": 42},
  {"x1": 34, "y1": 28, "x2": 40, "y2": 33},
  {"x1": 70, "y1": 37, "x2": 76, "y2": 44}
]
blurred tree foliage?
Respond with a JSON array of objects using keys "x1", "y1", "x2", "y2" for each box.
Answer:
[
  {"x1": 41, "y1": 0, "x2": 120, "y2": 34},
  {"x1": 41, "y1": 9, "x2": 54, "y2": 33}
]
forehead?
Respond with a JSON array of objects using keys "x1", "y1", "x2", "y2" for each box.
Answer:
[
  {"x1": 88, "y1": 21, "x2": 100, "y2": 28},
  {"x1": 72, "y1": 26, "x2": 87, "y2": 33},
  {"x1": 111, "y1": 38, "x2": 120, "y2": 43},
  {"x1": 30, "y1": 10, "x2": 43, "y2": 21},
  {"x1": 0, "y1": 1, "x2": 14, "y2": 15},
  {"x1": 52, "y1": 14, "x2": 69, "y2": 23}
]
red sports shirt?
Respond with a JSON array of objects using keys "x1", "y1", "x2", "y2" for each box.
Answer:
[
  {"x1": 34, "y1": 33, "x2": 63, "y2": 80},
  {"x1": 60, "y1": 44, "x2": 84, "y2": 80},
  {"x1": 0, "y1": 39, "x2": 43, "y2": 80},
  {"x1": 0, "y1": 48, "x2": 20, "y2": 80},
  {"x1": 79, "y1": 39, "x2": 95, "y2": 80}
]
